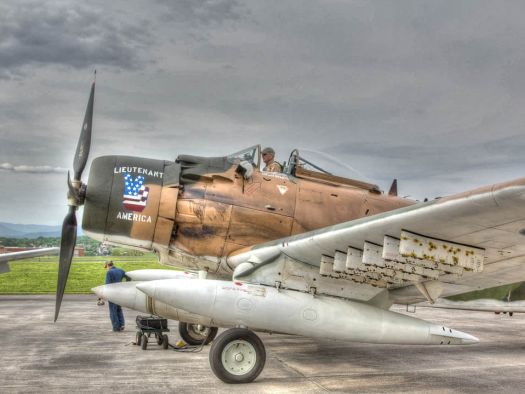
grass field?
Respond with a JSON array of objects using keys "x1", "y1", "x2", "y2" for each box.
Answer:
[{"x1": 0, "y1": 254, "x2": 178, "y2": 294}]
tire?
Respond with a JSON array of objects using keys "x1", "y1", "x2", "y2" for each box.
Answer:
[
  {"x1": 156, "y1": 333, "x2": 163, "y2": 345},
  {"x1": 209, "y1": 328, "x2": 266, "y2": 384},
  {"x1": 179, "y1": 322, "x2": 218, "y2": 345},
  {"x1": 141, "y1": 334, "x2": 148, "y2": 350},
  {"x1": 136, "y1": 332, "x2": 142, "y2": 346},
  {"x1": 162, "y1": 334, "x2": 169, "y2": 349}
]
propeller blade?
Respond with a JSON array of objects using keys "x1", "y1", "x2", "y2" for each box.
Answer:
[
  {"x1": 56, "y1": 76, "x2": 96, "y2": 321},
  {"x1": 54, "y1": 206, "x2": 77, "y2": 322},
  {"x1": 73, "y1": 77, "x2": 95, "y2": 181}
]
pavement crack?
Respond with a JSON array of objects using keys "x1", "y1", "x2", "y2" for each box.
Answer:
[{"x1": 271, "y1": 353, "x2": 331, "y2": 393}]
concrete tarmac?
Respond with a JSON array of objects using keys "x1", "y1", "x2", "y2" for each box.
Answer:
[{"x1": 0, "y1": 295, "x2": 524, "y2": 393}]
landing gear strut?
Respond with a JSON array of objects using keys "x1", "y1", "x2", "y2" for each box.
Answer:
[
  {"x1": 178, "y1": 322, "x2": 218, "y2": 345},
  {"x1": 209, "y1": 328, "x2": 266, "y2": 384}
]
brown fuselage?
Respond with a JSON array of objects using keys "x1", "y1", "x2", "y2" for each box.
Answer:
[
  {"x1": 171, "y1": 166, "x2": 414, "y2": 259},
  {"x1": 83, "y1": 155, "x2": 415, "y2": 275}
]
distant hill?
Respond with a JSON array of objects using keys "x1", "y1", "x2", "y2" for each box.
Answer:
[{"x1": 0, "y1": 222, "x2": 66, "y2": 238}]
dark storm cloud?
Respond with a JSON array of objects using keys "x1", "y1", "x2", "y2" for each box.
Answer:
[{"x1": 0, "y1": 1, "x2": 151, "y2": 77}]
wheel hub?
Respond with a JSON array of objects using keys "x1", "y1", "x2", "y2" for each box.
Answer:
[
  {"x1": 221, "y1": 340, "x2": 257, "y2": 376},
  {"x1": 189, "y1": 324, "x2": 208, "y2": 338},
  {"x1": 234, "y1": 353, "x2": 244, "y2": 362}
]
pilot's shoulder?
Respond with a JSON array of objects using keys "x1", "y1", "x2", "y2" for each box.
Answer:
[{"x1": 268, "y1": 162, "x2": 282, "y2": 172}]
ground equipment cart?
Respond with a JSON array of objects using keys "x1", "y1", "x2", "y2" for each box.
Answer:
[{"x1": 135, "y1": 315, "x2": 170, "y2": 350}]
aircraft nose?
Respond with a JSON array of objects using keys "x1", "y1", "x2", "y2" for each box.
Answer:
[{"x1": 91, "y1": 284, "x2": 106, "y2": 299}]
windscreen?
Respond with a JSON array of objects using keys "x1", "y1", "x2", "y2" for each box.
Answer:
[{"x1": 226, "y1": 145, "x2": 260, "y2": 168}]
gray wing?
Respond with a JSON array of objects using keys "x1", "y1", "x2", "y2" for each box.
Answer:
[
  {"x1": 228, "y1": 177, "x2": 525, "y2": 305},
  {"x1": 0, "y1": 247, "x2": 59, "y2": 273}
]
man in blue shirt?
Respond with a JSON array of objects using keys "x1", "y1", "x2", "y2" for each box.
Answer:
[{"x1": 105, "y1": 261, "x2": 130, "y2": 331}]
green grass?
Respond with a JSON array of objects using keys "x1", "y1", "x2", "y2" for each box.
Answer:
[{"x1": 0, "y1": 254, "x2": 179, "y2": 294}]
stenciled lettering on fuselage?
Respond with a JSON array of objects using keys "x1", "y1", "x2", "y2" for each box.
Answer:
[
  {"x1": 260, "y1": 171, "x2": 288, "y2": 180},
  {"x1": 114, "y1": 166, "x2": 164, "y2": 179},
  {"x1": 116, "y1": 211, "x2": 152, "y2": 223},
  {"x1": 113, "y1": 166, "x2": 162, "y2": 223}
]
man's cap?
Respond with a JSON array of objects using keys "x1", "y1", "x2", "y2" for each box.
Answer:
[{"x1": 262, "y1": 147, "x2": 275, "y2": 155}]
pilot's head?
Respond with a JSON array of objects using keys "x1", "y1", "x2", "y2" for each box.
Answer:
[
  {"x1": 104, "y1": 261, "x2": 114, "y2": 269},
  {"x1": 261, "y1": 147, "x2": 275, "y2": 164}
]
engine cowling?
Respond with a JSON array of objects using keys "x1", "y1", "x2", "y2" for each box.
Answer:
[{"x1": 83, "y1": 155, "x2": 180, "y2": 251}]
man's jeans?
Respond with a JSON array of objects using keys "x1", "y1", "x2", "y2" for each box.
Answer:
[{"x1": 108, "y1": 302, "x2": 124, "y2": 331}]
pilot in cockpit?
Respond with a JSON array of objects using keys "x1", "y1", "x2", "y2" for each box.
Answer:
[{"x1": 261, "y1": 147, "x2": 282, "y2": 173}]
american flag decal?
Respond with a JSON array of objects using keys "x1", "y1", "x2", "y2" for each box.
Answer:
[{"x1": 122, "y1": 173, "x2": 149, "y2": 212}]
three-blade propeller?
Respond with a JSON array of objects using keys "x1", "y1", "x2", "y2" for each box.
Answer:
[{"x1": 54, "y1": 75, "x2": 95, "y2": 322}]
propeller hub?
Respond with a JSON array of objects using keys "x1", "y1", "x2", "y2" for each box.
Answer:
[{"x1": 67, "y1": 177, "x2": 87, "y2": 207}]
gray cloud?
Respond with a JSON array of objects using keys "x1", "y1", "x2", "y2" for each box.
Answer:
[
  {"x1": 324, "y1": 133, "x2": 525, "y2": 180},
  {"x1": 0, "y1": 1, "x2": 151, "y2": 78},
  {"x1": 0, "y1": 162, "x2": 67, "y2": 174},
  {"x1": 156, "y1": 0, "x2": 245, "y2": 26},
  {"x1": 3, "y1": 1, "x2": 525, "y2": 223}
]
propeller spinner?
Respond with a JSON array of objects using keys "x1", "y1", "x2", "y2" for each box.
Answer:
[{"x1": 55, "y1": 75, "x2": 95, "y2": 321}]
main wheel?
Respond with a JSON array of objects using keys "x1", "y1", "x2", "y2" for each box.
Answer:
[
  {"x1": 136, "y1": 332, "x2": 142, "y2": 346},
  {"x1": 179, "y1": 322, "x2": 218, "y2": 345},
  {"x1": 156, "y1": 333, "x2": 163, "y2": 345},
  {"x1": 141, "y1": 334, "x2": 148, "y2": 350},
  {"x1": 209, "y1": 328, "x2": 266, "y2": 384},
  {"x1": 162, "y1": 334, "x2": 169, "y2": 349}
]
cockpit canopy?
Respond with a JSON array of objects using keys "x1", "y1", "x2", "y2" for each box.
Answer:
[
  {"x1": 226, "y1": 145, "x2": 339, "y2": 175},
  {"x1": 226, "y1": 145, "x2": 260, "y2": 168},
  {"x1": 176, "y1": 145, "x2": 380, "y2": 192}
]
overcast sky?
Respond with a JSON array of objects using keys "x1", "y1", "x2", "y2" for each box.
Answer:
[{"x1": 2, "y1": 0, "x2": 525, "y2": 225}]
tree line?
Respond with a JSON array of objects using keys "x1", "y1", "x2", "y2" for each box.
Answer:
[{"x1": 0, "y1": 236, "x2": 100, "y2": 256}]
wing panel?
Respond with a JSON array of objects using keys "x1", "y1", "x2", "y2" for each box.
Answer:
[
  {"x1": 229, "y1": 178, "x2": 525, "y2": 297},
  {"x1": 0, "y1": 247, "x2": 60, "y2": 263}
]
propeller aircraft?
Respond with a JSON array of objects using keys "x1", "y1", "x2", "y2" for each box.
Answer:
[{"x1": 50, "y1": 77, "x2": 525, "y2": 383}]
